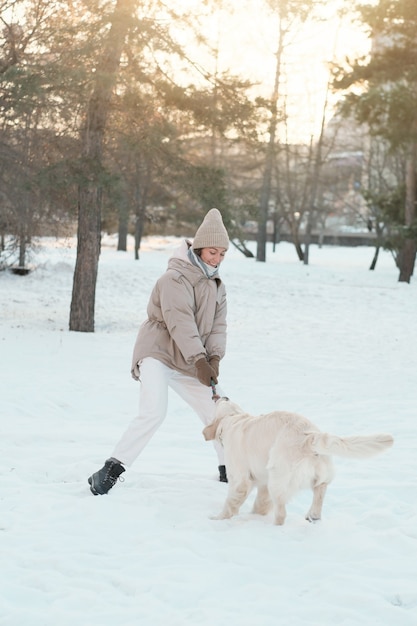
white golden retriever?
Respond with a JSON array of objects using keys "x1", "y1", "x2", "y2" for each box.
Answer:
[{"x1": 203, "y1": 397, "x2": 394, "y2": 525}]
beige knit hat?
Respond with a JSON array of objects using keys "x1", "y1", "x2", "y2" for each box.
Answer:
[{"x1": 192, "y1": 208, "x2": 229, "y2": 250}]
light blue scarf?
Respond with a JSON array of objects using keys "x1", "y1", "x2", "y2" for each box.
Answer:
[{"x1": 188, "y1": 247, "x2": 219, "y2": 278}]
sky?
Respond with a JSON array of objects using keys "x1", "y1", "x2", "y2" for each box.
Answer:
[
  {"x1": 3, "y1": 0, "x2": 371, "y2": 144},
  {"x1": 1, "y1": 234, "x2": 416, "y2": 625},
  {"x1": 172, "y1": 0, "x2": 371, "y2": 143}
]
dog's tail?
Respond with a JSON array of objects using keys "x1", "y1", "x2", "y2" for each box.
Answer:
[{"x1": 307, "y1": 432, "x2": 394, "y2": 459}]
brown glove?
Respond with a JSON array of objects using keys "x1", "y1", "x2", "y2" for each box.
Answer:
[
  {"x1": 195, "y1": 357, "x2": 218, "y2": 386},
  {"x1": 131, "y1": 361, "x2": 140, "y2": 381},
  {"x1": 208, "y1": 355, "x2": 220, "y2": 379}
]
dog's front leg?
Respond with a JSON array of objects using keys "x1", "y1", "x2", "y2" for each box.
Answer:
[
  {"x1": 272, "y1": 498, "x2": 287, "y2": 526},
  {"x1": 211, "y1": 479, "x2": 252, "y2": 520},
  {"x1": 305, "y1": 482, "x2": 327, "y2": 523}
]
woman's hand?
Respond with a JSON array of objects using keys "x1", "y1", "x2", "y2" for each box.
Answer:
[
  {"x1": 208, "y1": 355, "x2": 220, "y2": 379},
  {"x1": 195, "y1": 357, "x2": 218, "y2": 386}
]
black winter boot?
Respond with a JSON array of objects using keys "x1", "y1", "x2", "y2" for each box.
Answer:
[
  {"x1": 218, "y1": 465, "x2": 228, "y2": 483},
  {"x1": 88, "y1": 458, "x2": 125, "y2": 495}
]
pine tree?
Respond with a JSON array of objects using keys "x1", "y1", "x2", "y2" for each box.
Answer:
[{"x1": 333, "y1": 0, "x2": 417, "y2": 282}]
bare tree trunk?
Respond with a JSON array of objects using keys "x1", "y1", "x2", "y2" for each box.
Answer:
[
  {"x1": 257, "y1": 22, "x2": 283, "y2": 263},
  {"x1": 69, "y1": 0, "x2": 134, "y2": 331},
  {"x1": 18, "y1": 228, "x2": 26, "y2": 267},
  {"x1": 133, "y1": 175, "x2": 147, "y2": 260},
  {"x1": 303, "y1": 210, "x2": 313, "y2": 265},
  {"x1": 369, "y1": 246, "x2": 380, "y2": 270},
  {"x1": 369, "y1": 220, "x2": 385, "y2": 270},
  {"x1": 118, "y1": 222, "x2": 128, "y2": 252},
  {"x1": 117, "y1": 196, "x2": 129, "y2": 251},
  {"x1": 304, "y1": 36, "x2": 335, "y2": 266},
  {"x1": 318, "y1": 221, "x2": 325, "y2": 248},
  {"x1": 399, "y1": 239, "x2": 416, "y2": 282},
  {"x1": 398, "y1": 138, "x2": 417, "y2": 283},
  {"x1": 231, "y1": 239, "x2": 254, "y2": 257},
  {"x1": 134, "y1": 213, "x2": 143, "y2": 261},
  {"x1": 272, "y1": 210, "x2": 280, "y2": 252},
  {"x1": 292, "y1": 222, "x2": 304, "y2": 261}
]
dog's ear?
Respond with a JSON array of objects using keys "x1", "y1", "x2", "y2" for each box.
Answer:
[{"x1": 202, "y1": 422, "x2": 217, "y2": 441}]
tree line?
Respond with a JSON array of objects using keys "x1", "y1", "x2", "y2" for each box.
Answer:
[{"x1": 1, "y1": 0, "x2": 416, "y2": 331}]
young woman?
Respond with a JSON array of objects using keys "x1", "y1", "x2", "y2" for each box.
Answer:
[{"x1": 88, "y1": 208, "x2": 229, "y2": 495}]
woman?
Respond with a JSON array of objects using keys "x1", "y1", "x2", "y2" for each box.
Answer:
[{"x1": 88, "y1": 208, "x2": 229, "y2": 495}]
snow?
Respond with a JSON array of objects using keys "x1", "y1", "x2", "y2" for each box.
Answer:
[{"x1": 1, "y1": 236, "x2": 416, "y2": 626}]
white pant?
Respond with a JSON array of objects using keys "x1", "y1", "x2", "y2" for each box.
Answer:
[{"x1": 112, "y1": 357, "x2": 225, "y2": 466}]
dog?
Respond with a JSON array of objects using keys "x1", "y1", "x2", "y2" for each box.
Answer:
[{"x1": 203, "y1": 397, "x2": 394, "y2": 526}]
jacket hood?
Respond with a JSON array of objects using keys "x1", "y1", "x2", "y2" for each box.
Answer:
[{"x1": 168, "y1": 240, "x2": 220, "y2": 287}]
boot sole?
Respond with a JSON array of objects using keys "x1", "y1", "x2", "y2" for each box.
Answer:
[{"x1": 88, "y1": 475, "x2": 100, "y2": 496}]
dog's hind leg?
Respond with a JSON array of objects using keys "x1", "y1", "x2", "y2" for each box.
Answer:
[
  {"x1": 252, "y1": 484, "x2": 272, "y2": 515},
  {"x1": 305, "y1": 482, "x2": 327, "y2": 523},
  {"x1": 267, "y1": 463, "x2": 293, "y2": 525},
  {"x1": 267, "y1": 479, "x2": 288, "y2": 525},
  {"x1": 211, "y1": 478, "x2": 252, "y2": 520}
]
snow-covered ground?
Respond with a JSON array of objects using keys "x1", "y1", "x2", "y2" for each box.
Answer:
[{"x1": 1, "y1": 236, "x2": 416, "y2": 626}]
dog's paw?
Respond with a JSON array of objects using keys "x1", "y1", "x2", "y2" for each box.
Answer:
[
  {"x1": 210, "y1": 512, "x2": 232, "y2": 520},
  {"x1": 252, "y1": 505, "x2": 271, "y2": 516},
  {"x1": 305, "y1": 514, "x2": 321, "y2": 523}
]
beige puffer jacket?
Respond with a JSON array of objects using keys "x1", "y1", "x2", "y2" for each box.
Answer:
[{"x1": 131, "y1": 240, "x2": 227, "y2": 380}]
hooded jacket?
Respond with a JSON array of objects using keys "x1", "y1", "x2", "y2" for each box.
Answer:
[{"x1": 131, "y1": 240, "x2": 227, "y2": 379}]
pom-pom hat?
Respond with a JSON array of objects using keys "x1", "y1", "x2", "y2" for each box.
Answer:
[{"x1": 192, "y1": 208, "x2": 229, "y2": 250}]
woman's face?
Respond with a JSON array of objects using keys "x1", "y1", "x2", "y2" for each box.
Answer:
[{"x1": 200, "y1": 247, "x2": 227, "y2": 267}]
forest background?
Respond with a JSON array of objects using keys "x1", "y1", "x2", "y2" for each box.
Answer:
[{"x1": 1, "y1": 0, "x2": 417, "y2": 332}]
